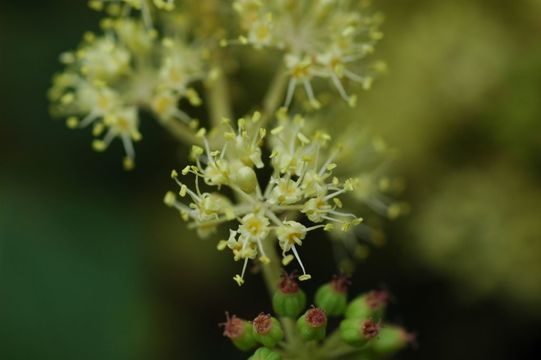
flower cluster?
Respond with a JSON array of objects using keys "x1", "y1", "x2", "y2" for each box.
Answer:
[
  {"x1": 88, "y1": 0, "x2": 176, "y2": 28},
  {"x1": 228, "y1": 0, "x2": 385, "y2": 108},
  {"x1": 164, "y1": 110, "x2": 363, "y2": 285},
  {"x1": 48, "y1": 15, "x2": 205, "y2": 169},
  {"x1": 223, "y1": 275, "x2": 412, "y2": 358}
]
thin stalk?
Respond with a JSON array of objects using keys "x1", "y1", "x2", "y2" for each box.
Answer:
[
  {"x1": 260, "y1": 236, "x2": 304, "y2": 350},
  {"x1": 206, "y1": 65, "x2": 233, "y2": 127},
  {"x1": 261, "y1": 65, "x2": 289, "y2": 126},
  {"x1": 160, "y1": 119, "x2": 200, "y2": 145}
]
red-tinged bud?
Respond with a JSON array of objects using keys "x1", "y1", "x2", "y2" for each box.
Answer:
[
  {"x1": 221, "y1": 312, "x2": 257, "y2": 351},
  {"x1": 253, "y1": 313, "x2": 284, "y2": 348},
  {"x1": 340, "y1": 318, "x2": 381, "y2": 347},
  {"x1": 345, "y1": 290, "x2": 388, "y2": 321},
  {"x1": 296, "y1": 307, "x2": 327, "y2": 341},
  {"x1": 314, "y1": 274, "x2": 350, "y2": 316},
  {"x1": 273, "y1": 272, "x2": 307, "y2": 318}
]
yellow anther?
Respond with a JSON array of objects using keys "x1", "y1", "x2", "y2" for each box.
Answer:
[
  {"x1": 66, "y1": 117, "x2": 79, "y2": 129},
  {"x1": 92, "y1": 123, "x2": 105, "y2": 136},
  {"x1": 60, "y1": 93, "x2": 74, "y2": 105},
  {"x1": 297, "y1": 132, "x2": 310, "y2": 144},
  {"x1": 233, "y1": 274, "x2": 245, "y2": 286},
  {"x1": 196, "y1": 128, "x2": 206, "y2": 138},
  {"x1": 92, "y1": 140, "x2": 106, "y2": 152},
  {"x1": 271, "y1": 126, "x2": 284, "y2": 135},
  {"x1": 123, "y1": 157, "x2": 135, "y2": 171},
  {"x1": 179, "y1": 184, "x2": 187, "y2": 197},
  {"x1": 216, "y1": 240, "x2": 228, "y2": 251},
  {"x1": 344, "y1": 179, "x2": 355, "y2": 191},
  {"x1": 298, "y1": 274, "x2": 312, "y2": 281},
  {"x1": 191, "y1": 145, "x2": 204, "y2": 157},
  {"x1": 259, "y1": 255, "x2": 270, "y2": 265},
  {"x1": 251, "y1": 111, "x2": 261, "y2": 122},
  {"x1": 163, "y1": 191, "x2": 176, "y2": 207},
  {"x1": 282, "y1": 254, "x2": 294, "y2": 266},
  {"x1": 323, "y1": 224, "x2": 335, "y2": 232},
  {"x1": 326, "y1": 163, "x2": 337, "y2": 171}
]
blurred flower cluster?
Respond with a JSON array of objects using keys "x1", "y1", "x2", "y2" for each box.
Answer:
[
  {"x1": 412, "y1": 167, "x2": 541, "y2": 313},
  {"x1": 48, "y1": 8, "x2": 206, "y2": 169},
  {"x1": 229, "y1": 0, "x2": 385, "y2": 107}
]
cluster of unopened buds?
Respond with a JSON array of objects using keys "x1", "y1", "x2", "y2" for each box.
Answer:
[{"x1": 223, "y1": 273, "x2": 413, "y2": 359}]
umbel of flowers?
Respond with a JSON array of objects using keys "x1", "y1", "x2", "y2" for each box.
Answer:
[
  {"x1": 228, "y1": 0, "x2": 385, "y2": 107},
  {"x1": 164, "y1": 109, "x2": 363, "y2": 285},
  {"x1": 48, "y1": 0, "x2": 411, "y2": 358}
]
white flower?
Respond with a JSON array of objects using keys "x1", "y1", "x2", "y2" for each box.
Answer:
[
  {"x1": 229, "y1": 0, "x2": 385, "y2": 108},
  {"x1": 49, "y1": 18, "x2": 206, "y2": 169},
  {"x1": 276, "y1": 221, "x2": 307, "y2": 253},
  {"x1": 270, "y1": 178, "x2": 302, "y2": 205},
  {"x1": 166, "y1": 111, "x2": 363, "y2": 285},
  {"x1": 238, "y1": 213, "x2": 270, "y2": 243}
]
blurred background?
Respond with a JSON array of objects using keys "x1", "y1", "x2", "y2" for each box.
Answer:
[{"x1": 1, "y1": 0, "x2": 540, "y2": 359}]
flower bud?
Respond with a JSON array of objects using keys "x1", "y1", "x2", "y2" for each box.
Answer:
[
  {"x1": 345, "y1": 290, "x2": 388, "y2": 321},
  {"x1": 314, "y1": 275, "x2": 349, "y2": 316},
  {"x1": 248, "y1": 347, "x2": 282, "y2": 360},
  {"x1": 369, "y1": 324, "x2": 414, "y2": 356},
  {"x1": 222, "y1": 313, "x2": 257, "y2": 351},
  {"x1": 296, "y1": 307, "x2": 327, "y2": 341},
  {"x1": 272, "y1": 273, "x2": 307, "y2": 318},
  {"x1": 233, "y1": 165, "x2": 258, "y2": 193},
  {"x1": 339, "y1": 318, "x2": 380, "y2": 347},
  {"x1": 253, "y1": 313, "x2": 284, "y2": 348}
]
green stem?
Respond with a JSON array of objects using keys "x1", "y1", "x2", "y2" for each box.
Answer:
[
  {"x1": 206, "y1": 65, "x2": 233, "y2": 127},
  {"x1": 260, "y1": 236, "x2": 282, "y2": 296},
  {"x1": 260, "y1": 237, "x2": 304, "y2": 351},
  {"x1": 261, "y1": 65, "x2": 288, "y2": 126},
  {"x1": 160, "y1": 119, "x2": 200, "y2": 145}
]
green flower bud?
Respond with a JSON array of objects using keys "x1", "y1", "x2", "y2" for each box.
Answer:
[
  {"x1": 369, "y1": 324, "x2": 414, "y2": 356},
  {"x1": 345, "y1": 290, "x2": 388, "y2": 321},
  {"x1": 272, "y1": 273, "x2": 307, "y2": 318},
  {"x1": 234, "y1": 165, "x2": 258, "y2": 193},
  {"x1": 248, "y1": 347, "x2": 282, "y2": 360},
  {"x1": 314, "y1": 275, "x2": 349, "y2": 316},
  {"x1": 340, "y1": 318, "x2": 380, "y2": 347},
  {"x1": 296, "y1": 307, "x2": 327, "y2": 341},
  {"x1": 253, "y1": 313, "x2": 284, "y2": 348},
  {"x1": 222, "y1": 313, "x2": 257, "y2": 351}
]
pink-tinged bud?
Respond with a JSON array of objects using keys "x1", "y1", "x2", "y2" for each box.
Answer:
[
  {"x1": 345, "y1": 290, "x2": 388, "y2": 321},
  {"x1": 296, "y1": 307, "x2": 327, "y2": 341},
  {"x1": 221, "y1": 313, "x2": 257, "y2": 351},
  {"x1": 253, "y1": 313, "x2": 284, "y2": 348},
  {"x1": 273, "y1": 272, "x2": 307, "y2": 318},
  {"x1": 340, "y1": 318, "x2": 381, "y2": 347}
]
